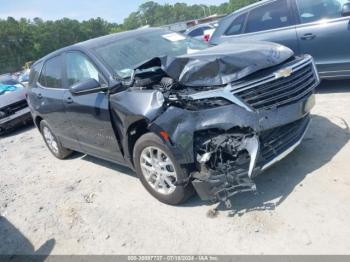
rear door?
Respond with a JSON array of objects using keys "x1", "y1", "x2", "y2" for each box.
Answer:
[
  {"x1": 30, "y1": 55, "x2": 80, "y2": 150},
  {"x1": 293, "y1": 0, "x2": 350, "y2": 78},
  {"x1": 63, "y1": 51, "x2": 123, "y2": 162},
  {"x1": 214, "y1": 0, "x2": 300, "y2": 53}
]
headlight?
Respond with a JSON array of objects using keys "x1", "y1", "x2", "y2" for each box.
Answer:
[
  {"x1": 155, "y1": 91, "x2": 165, "y2": 106},
  {"x1": 180, "y1": 97, "x2": 232, "y2": 111}
]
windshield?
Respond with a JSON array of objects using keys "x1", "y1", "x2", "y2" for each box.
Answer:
[{"x1": 94, "y1": 30, "x2": 208, "y2": 78}]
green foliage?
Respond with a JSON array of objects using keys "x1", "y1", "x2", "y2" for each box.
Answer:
[
  {"x1": 0, "y1": 17, "x2": 120, "y2": 73},
  {"x1": 0, "y1": 0, "x2": 258, "y2": 74}
]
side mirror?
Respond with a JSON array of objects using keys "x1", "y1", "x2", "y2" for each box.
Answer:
[
  {"x1": 342, "y1": 3, "x2": 350, "y2": 17},
  {"x1": 69, "y1": 78, "x2": 105, "y2": 96}
]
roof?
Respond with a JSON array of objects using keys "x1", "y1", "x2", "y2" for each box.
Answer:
[
  {"x1": 76, "y1": 27, "x2": 166, "y2": 49},
  {"x1": 234, "y1": 0, "x2": 273, "y2": 13}
]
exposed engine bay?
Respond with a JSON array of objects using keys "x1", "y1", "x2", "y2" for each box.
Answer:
[{"x1": 127, "y1": 69, "x2": 231, "y2": 112}]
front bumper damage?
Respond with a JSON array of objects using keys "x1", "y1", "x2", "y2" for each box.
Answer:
[
  {"x1": 192, "y1": 115, "x2": 311, "y2": 206},
  {"x1": 153, "y1": 90, "x2": 316, "y2": 206}
]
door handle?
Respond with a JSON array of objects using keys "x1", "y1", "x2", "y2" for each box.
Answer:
[
  {"x1": 65, "y1": 97, "x2": 73, "y2": 104},
  {"x1": 37, "y1": 93, "x2": 43, "y2": 99},
  {"x1": 301, "y1": 33, "x2": 316, "y2": 40}
]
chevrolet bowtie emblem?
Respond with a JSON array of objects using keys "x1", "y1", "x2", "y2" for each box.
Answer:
[{"x1": 275, "y1": 68, "x2": 293, "y2": 79}]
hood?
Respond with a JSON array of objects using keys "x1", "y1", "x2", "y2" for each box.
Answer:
[
  {"x1": 0, "y1": 84, "x2": 27, "y2": 108},
  {"x1": 136, "y1": 41, "x2": 294, "y2": 87}
]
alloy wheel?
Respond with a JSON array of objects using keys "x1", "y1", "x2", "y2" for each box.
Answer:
[
  {"x1": 43, "y1": 126, "x2": 59, "y2": 155},
  {"x1": 140, "y1": 146, "x2": 178, "y2": 195}
]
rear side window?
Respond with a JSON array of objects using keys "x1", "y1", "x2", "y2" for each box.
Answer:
[
  {"x1": 29, "y1": 62, "x2": 42, "y2": 87},
  {"x1": 225, "y1": 13, "x2": 247, "y2": 35},
  {"x1": 245, "y1": 0, "x2": 293, "y2": 33},
  {"x1": 39, "y1": 56, "x2": 62, "y2": 88}
]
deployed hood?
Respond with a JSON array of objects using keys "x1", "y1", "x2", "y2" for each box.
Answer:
[{"x1": 136, "y1": 41, "x2": 294, "y2": 87}]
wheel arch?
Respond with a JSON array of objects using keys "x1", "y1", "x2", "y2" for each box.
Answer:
[{"x1": 126, "y1": 119, "x2": 151, "y2": 166}]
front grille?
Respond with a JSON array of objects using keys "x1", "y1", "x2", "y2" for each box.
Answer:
[
  {"x1": 232, "y1": 57, "x2": 318, "y2": 111},
  {"x1": 0, "y1": 100, "x2": 28, "y2": 118},
  {"x1": 259, "y1": 116, "x2": 310, "y2": 164}
]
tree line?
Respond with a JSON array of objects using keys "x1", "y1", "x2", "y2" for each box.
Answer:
[{"x1": 0, "y1": 0, "x2": 257, "y2": 74}]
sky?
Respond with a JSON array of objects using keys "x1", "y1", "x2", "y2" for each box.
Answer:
[{"x1": 0, "y1": 0, "x2": 228, "y2": 23}]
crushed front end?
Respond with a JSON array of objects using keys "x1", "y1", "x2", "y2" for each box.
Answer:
[
  {"x1": 151, "y1": 54, "x2": 320, "y2": 204},
  {"x1": 111, "y1": 40, "x2": 320, "y2": 205}
]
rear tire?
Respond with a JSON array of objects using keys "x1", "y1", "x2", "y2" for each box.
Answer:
[
  {"x1": 40, "y1": 120, "x2": 72, "y2": 159},
  {"x1": 133, "y1": 133, "x2": 194, "y2": 205}
]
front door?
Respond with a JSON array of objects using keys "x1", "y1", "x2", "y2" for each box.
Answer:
[
  {"x1": 294, "y1": 0, "x2": 350, "y2": 78},
  {"x1": 63, "y1": 51, "x2": 123, "y2": 162}
]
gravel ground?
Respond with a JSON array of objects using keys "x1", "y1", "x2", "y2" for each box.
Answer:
[{"x1": 1, "y1": 81, "x2": 350, "y2": 255}]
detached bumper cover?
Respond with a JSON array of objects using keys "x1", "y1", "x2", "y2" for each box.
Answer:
[{"x1": 191, "y1": 115, "x2": 311, "y2": 202}]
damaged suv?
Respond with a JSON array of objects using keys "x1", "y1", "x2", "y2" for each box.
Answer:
[{"x1": 27, "y1": 28, "x2": 320, "y2": 206}]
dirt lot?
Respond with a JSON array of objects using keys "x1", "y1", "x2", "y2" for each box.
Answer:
[{"x1": 1, "y1": 81, "x2": 350, "y2": 255}]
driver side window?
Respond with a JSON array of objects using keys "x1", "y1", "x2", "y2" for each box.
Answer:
[
  {"x1": 65, "y1": 52, "x2": 103, "y2": 86},
  {"x1": 296, "y1": 0, "x2": 349, "y2": 24}
]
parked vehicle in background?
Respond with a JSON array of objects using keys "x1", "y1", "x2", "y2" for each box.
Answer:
[
  {"x1": 185, "y1": 23, "x2": 217, "y2": 41},
  {"x1": 0, "y1": 75, "x2": 31, "y2": 135},
  {"x1": 210, "y1": 0, "x2": 350, "y2": 79},
  {"x1": 27, "y1": 28, "x2": 319, "y2": 206}
]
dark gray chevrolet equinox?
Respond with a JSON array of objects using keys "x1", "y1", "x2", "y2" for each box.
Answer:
[{"x1": 28, "y1": 28, "x2": 320, "y2": 206}]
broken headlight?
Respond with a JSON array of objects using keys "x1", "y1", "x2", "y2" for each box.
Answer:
[
  {"x1": 180, "y1": 97, "x2": 232, "y2": 111},
  {"x1": 155, "y1": 91, "x2": 165, "y2": 106}
]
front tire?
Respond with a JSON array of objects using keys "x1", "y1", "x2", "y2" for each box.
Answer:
[
  {"x1": 133, "y1": 133, "x2": 194, "y2": 205},
  {"x1": 40, "y1": 120, "x2": 72, "y2": 159}
]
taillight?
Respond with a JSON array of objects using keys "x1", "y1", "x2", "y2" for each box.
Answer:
[{"x1": 203, "y1": 34, "x2": 210, "y2": 42}]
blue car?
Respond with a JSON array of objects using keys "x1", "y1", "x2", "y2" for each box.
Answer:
[{"x1": 210, "y1": 0, "x2": 350, "y2": 79}]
